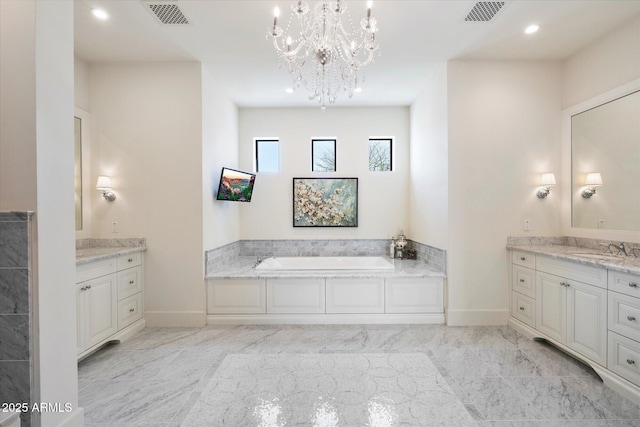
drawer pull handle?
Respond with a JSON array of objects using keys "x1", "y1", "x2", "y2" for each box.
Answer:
[
  {"x1": 129, "y1": 280, "x2": 135, "y2": 284},
  {"x1": 520, "y1": 257, "x2": 526, "y2": 261},
  {"x1": 630, "y1": 282, "x2": 639, "y2": 288},
  {"x1": 129, "y1": 308, "x2": 135, "y2": 313},
  {"x1": 627, "y1": 315, "x2": 637, "y2": 321},
  {"x1": 128, "y1": 258, "x2": 133, "y2": 262},
  {"x1": 519, "y1": 306, "x2": 525, "y2": 311},
  {"x1": 519, "y1": 279, "x2": 525, "y2": 283},
  {"x1": 627, "y1": 359, "x2": 636, "y2": 365}
]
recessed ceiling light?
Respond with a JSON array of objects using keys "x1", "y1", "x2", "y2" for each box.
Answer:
[
  {"x1": 91, "y1": 8, "x2": 109, "y2": 20},
  {"x1": 285, "y1": 88, "x2": 294, "y2": 94},
  {"x1": 524, "y1": 24, "x2": 540, "y2": 35},
  {"x1": 354, "y1": 87, "x2": 363, "y2": 93}
]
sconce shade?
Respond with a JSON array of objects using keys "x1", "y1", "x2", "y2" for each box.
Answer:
[
  {"x1": 96, "y1": 175, "x2": 112, "y2": 190},
  {"x1": 585, "y1": 172, "x2": 603, "y2": 186},
  {"x1": 540, "y1": 173, "x2": 556, "y2": 186}
]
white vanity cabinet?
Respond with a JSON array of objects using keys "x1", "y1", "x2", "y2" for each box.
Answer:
[
  {"x1": 76, "y1": 252, "x2": 145, "y2": 359},
  {"x1": 535, "y1": 256, "x2": 608, "y2": 365},
  {"x1": 608, "y1": 270, "x2": 640, "y2": 386}
]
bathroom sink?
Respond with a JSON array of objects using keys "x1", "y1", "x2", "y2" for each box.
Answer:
[{"x1": 567, "y1": 252, "x2": 623, "y2": 261}]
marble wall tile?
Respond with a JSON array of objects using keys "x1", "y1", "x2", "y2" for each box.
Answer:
[
  {"x1": 76, "y1": 237, "x2": 147, "y2": 249},
  {"x1": 0, "y1": 222, "x2": 28, "y2": 268},
  {"x1": 0, "y1": 268, "x2": 29, "y2": 314},
  {"x1": 0, "y1": 360, "x2": 30, "y2": 405},
  {"x1": 0, "y1": 314, "x2": 29, "y2": 361}
]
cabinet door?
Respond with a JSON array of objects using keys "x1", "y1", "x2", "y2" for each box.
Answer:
[
  {"x1": 567, "y1": 280, "x2": 607, "y2": 364},
  {"x1": 83, "y1": 273, "x2": 118, "y2": 349},
  {"x1": 536, "y1": 271, "x2": 566, "y2": 343},
  {"x1": 76, "y1": 284, "x2": 86, "y2": 355}
]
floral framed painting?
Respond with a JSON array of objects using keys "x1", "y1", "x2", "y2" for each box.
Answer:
[{"x1": 293, "y1": 178, "x2": 358, "y2": 227}]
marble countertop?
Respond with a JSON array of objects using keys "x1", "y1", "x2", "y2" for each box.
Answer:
[
  {"x1": 206, "y1": 257, "x2": 445, "y2": 280},
  {"x1": 76, "y1": 246, "x2": 146, "y2": 265},
  {"x1": 507, "y1": 243, "x2": 640, "y2": 275}
]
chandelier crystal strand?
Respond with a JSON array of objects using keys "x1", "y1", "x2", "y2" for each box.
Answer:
[{"x1": 268, "y1": 0, "x2": 379, "y2": 109}]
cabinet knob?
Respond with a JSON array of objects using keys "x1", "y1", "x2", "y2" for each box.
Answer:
[
  {"x1": 519, "y1": 306, "x2": 525, "y2": 311},
  {"x1": 129, "y1": 308, "x2": 135, "y2": 312},
  {"x1": 129, "y1": 280, "x2": 135, "y2": 284},
  {"x1": 128, "y1": 258, "x2": 133, "y2": 262},
  {"x1": 627, "y1": 359, "x2": 636, "y2": 365},
  {"x1": 519, "y1": 279, "x2": 525, "y2": 283},
  {"x1": 630, "y1": 282, "x2": 639, "y2": 288},
  {"x1": 520, "y1": 257, "x2": 526, "y2": 261},
  {"x1": 628, "y1": 315, "x2": 637, "y2": 321},
  {"x1": 86, "y1": 285, "x2": 91, "y2": 290}
]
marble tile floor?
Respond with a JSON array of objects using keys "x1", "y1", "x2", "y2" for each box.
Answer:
[{"x1": 78, "y1": 325, "x2": 640, "y2": 426}]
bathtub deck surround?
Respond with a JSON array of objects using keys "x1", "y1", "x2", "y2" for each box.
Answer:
[
  {"x1": 205, "y1": 239, "x2": 446, "y2": 325},
  {"x1": 507, "y1": 236, "x2": 640, "y2": 405}
]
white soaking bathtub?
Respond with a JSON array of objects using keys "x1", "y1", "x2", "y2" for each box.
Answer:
[{"x1": 254, "y1": 256, "x2": 395, "y2": 271}]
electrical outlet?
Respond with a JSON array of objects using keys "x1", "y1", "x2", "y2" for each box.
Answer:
[
  {"x1": 112, "y1": 221, "x2": 118, "y2": 233},
  {"x1": 523, "y1": 219, "x2": 531, "y2": 231}
]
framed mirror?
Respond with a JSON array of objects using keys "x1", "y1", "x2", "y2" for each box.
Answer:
[
  {"x1": 562, "y1": 79, "x2": 640, "y2": 240},
  {"x1": 74, "y1": 109, "x2": 92, "y2": 238}
]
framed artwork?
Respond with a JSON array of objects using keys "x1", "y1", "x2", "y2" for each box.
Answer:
[
  {"x1": 312, "y1": 139, "x2": 336, "y2": 172},
  {"x1": 293, "y1": 178, "x2": 358, "y2": 227}
]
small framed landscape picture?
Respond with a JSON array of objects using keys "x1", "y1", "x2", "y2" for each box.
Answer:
[{"x1": 293, "y1": 178, "x2": 358, "y2": 227}]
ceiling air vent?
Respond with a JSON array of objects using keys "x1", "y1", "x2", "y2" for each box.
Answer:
[
  {"x1": 143, "y1": 1, "x2": 190, "y2": 25},
  {"x1": 464, "y1": 1, "x2": 505, "y2": 22}
]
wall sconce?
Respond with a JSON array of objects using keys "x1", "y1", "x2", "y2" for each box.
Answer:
[
  {"x1": 582, "y1": 172, "x2": 603, "y2": 198},
  {"x1": 96, "y1": 175, "x2": 116, "y2": 201},
  {"x1": 536, "y1": 173, "x2": 556, "y2": 199}
]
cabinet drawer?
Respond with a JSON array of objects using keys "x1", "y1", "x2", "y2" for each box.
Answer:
[
  {"x1": 608, "y1": 331, "x2": 640, "y2": 386},
  {"x1": 117, "y1": 266, "x2": 142, "y2": 301},
  {"x1": 512, "y1": 251, "x2": 535, "y2": 269},
  {"x1": 512, "y1": 265, "x2": 535, "y2": 298},
  {"x1": 609, "y1": 291, "x2": 640, "y2": 342},
  {"x1": 512, "y1": 291, "x2": 535, "y2": 328},
  {"x1": 117, "y1": 252, "x2": 142, "y2": 270},
  {"x1": 536, "y1": 255, "x2": 607, "y2": 289},
  {"x1": 266, "y1": 279, "x2": 325, "y2": 314},
  {"x1": 326, "y1": 278, "x2": 384, "y2": 314},
  {"x1": 609, "y1": 271, "x2": 640, "y2": 299},
  {"x1": 76, "y1": 258, "x2": 117, "y2": 283},
  {"x1": 118, "y1": 292, "x2": 143, "y2": 330}
]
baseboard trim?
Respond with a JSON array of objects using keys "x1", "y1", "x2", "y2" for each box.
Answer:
[
  {"x1": 508, "y1": 317, "x2": 640, "y2": 405},
  {"x1": 145, "y1": 311, "x2": 206, "y2": 327},
  {"x1": 206, "y1": 313, "x2": 445, "y2": 325},
  {"x1": 446, "y1": 308, "x2": 509, "y2": 326}
]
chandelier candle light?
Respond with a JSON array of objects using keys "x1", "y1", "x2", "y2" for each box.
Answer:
[{"x1": 268, "y1": 0, "x2": 380, "y2": 109}]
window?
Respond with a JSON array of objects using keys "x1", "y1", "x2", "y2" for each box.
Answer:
[
  {"x1": 312, "y1": 139, "x2": 336, "y2": 172},
  {"x1": 369, "y1": 138, "x2": 392, "y2": 171},
  {"x1": 255, "y1": 139, "x2": 279, "y2": 172}
]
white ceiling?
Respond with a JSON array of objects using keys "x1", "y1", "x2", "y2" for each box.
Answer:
[{"x1": 74, "y1": 0, "x2": 640, "y2": 108}]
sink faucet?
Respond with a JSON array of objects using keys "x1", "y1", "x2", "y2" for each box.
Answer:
[{"x1": 630, "y1": 246, "x2": 640, "y2": 258}]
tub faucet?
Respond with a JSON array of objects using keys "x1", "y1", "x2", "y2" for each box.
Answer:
[{"x1": 254, "y1": 257, "x2": 263, "y2": 267}]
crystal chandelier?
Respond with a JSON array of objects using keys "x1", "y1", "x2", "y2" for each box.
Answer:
[{"x1": 267, "y1": 0, "x2": 380, "y2": 109}]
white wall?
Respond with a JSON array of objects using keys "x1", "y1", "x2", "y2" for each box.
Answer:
[
  {"x1": 74, "y1": 57, "x2": 90, "y2": 112},
  {"x1": 0, "y1": 1, "x2": 80, "y2": 425},
  {"x1": 447, "y1": 60, "x2": 563, "y2": 325},
  {"x1": 409, "y1": 63, "x2": 449, "y2": 249},
  {"x1": 237, "y1": 107, "x2": 410, "y2": 240},
  {"x1": 89, "y1": 62, "x2": 206, "y2": 326},
  {"x1": 202, "y1": 65, "x2": 240, "y2": 250},
  {"x1": 562, "y1": 14, "x2": 640, "y2": 108}
]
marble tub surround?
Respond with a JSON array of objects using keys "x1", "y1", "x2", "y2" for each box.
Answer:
[
  {"x1": 507, "y1": 236, "x2": 640, "y2": 275},
  {"x1": 205, "y1": 238, "x2": 446, "y2": 276},
  {"x1": 76, "y1": 237, "x2": 146, "y2": 264},
  {"x1": 78, "y1": 324, "x2": 640, "y2": 426},
  {"x1": 0, "y1": 211, "x2": 34, "y2": 427}
]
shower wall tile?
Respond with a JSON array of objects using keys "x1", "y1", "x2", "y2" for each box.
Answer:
[
  {"x1": 0, "y1": 221, "x2": 28, "y2": 268},
  {"x1": 0, "y1": 314, "x2": 30, "y2": 360},
  {"x1": 0, "y1": 269, "x2": 29, "y2": 314}
]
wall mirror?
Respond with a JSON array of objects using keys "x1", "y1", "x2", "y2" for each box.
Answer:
[
  {"x1": 74, "y1": 109, "x2": 91, "y2": 238},
  {"x1": 570, "y1": 87, "x2": 640, "y2": 233},
  {"x1": 74, "y1": 116, "x2": 83, "y2": 230}
]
